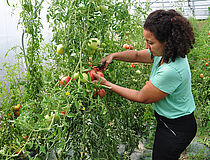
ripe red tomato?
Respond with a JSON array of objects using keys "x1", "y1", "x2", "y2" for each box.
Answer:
[
  {"x1": 97, "y1": 89, "x2": 106, "y2": 97},
  {"x1": 129, "y1": 45, "x2": 133, "y2": 50},
  {"x1": 61, "y1": 111, "x2": 66, "y2": 114},
  {"x1": 60, "y1": 76, "x2": 71, "y2": 86},
  {"x1": 96, "y1": 71, "x2": 104, "y2": 77},
  {"x1": 87, "y1": 70, "x2": 96, "y2": 81},
  {"x1": 123, "y1": 44, "x2": 129, "y2": 49},
  {"x1": 205, "y1": 63, "x2": 208, "y2": 66},
  {"x1": 131, "y1": 63, "x2": 138, "y2": 68}
]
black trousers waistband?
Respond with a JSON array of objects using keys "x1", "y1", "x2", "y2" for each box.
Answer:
[
  {"x1": 154, "y1": 111, "x2": 196, "y2": 132},
  {"x1": 155, "y1": 111, "x2": 194, "y2": 123}
]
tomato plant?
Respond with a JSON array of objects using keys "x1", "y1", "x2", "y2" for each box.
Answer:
[{"x1": 6, "y1": 0, "x2": 208, "y2": 160}]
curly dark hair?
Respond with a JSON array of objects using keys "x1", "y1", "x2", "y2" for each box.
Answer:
[{"x1": 143, "y1": 9, "x2": 195, "y2": 63}]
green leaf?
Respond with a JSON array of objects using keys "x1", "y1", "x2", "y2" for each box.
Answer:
[
  {"x1": 75, "y1": 101, "x2": 79, "y2": 111},
  {"x1": 40, "y1": 145, "x2": 46, "y2": 154},
  {"x1": 67, "y1": 113, "x2": 75, "y2": 118},
  {"x1": 58, "y1": 128, "x2": 61, "y2": 138},
  {"x1": 98, "y1": 77, "x2": 102, "y2": 84},
  {"x1": 88, "y1": 73, "x2": 91, "y2": 82}
]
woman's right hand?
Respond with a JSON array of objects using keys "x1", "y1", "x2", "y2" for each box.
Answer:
[{"x1": 101, "y1": 54, "x2": 114, "y2": 70}]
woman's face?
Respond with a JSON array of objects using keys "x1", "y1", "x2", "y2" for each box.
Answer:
[{"x1": 143, "y1": 29, "x2": 166, "y2": 57}]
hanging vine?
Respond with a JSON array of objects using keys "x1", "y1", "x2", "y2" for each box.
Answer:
[{"x1": 19, "y1": 0, "x2": 44, "y2": 102}]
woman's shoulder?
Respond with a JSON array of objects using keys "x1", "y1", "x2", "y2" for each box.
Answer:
[{"x1": 165, "y1": 56, "x2": 190, "y2": 79}]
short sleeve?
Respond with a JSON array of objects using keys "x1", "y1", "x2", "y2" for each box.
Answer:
[
  {"x1": 150, "y1": 66, "x2": 182, "y2": 94},
  {"x1": 148, "y1": 49, "x2": 152, "y2": 55}
]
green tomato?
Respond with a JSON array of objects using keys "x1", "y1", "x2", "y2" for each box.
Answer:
[
  {"x1": 132, "y1": 79, "x2": 137, "y2": 82},
  {"x1": 96, "y1": 6, "x2": 101, "y2": 11},
  {"x1": 101, "y1": 43, "x2": 106, "y2": 47},
  {"x1": 73, "y1": 72, "x2": 80, "y2": 80},
  {"x1": 57, "y1": 44, "x2": 64, "y2": 55},
  {"x1": 100, "y1": 5, "x2": 107, "y2": 12},
  {"x1": 54, "y1": 112, "x2": 60, "y2": 122},
  {"x1": 80, "y1": 73, "x2": 88, "y2": 83},
  {"x1": 88, "y1": 38, "x2": 100, "y2": 50},
  {"x1": 45, "y1": 114, "x2": 52, "y2": 124},
  {"x1": 136, "y1": 70, "x2": 141, "y2": 74}
]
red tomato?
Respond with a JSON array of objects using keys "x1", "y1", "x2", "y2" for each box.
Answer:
[
  {"x1": 61, "y1": 111, "x2": 66, "y2": 114},
  {"x1": 131, "y1": 64, "x2": 136, "y2": 68},
  {"x1": 200, "y1": 74, "x2": 204, "y2": 78},
  {"x1": 93, "y1": 90, "x2": 97, "y2": 97},
  {"x1": 129, "y1": 45, "x2": 133, "y2": 50},
  {"x1": 96, "y1": 71, "x2": 104, "y2": 77},
  {"x1": 205, "y1": 63, "x2": 208, "y2": 66},
  {"x1": 60, "y1": 76, "x2": 71, "y2": 86},
  {"x1": 97, "y1": 89, "x2": 106, "y2": 97},
  {"x1": 87, "y1": 69, "x2": 96, "y2": 81}
]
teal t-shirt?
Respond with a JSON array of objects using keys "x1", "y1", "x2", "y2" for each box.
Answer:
[{"x1": 148, "y1": 50, "x2": 196, "y2": 119}]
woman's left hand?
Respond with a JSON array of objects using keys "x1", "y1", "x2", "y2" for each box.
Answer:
[{"x1": 92, "y1": 73, "x2": 108, "y2": 86}]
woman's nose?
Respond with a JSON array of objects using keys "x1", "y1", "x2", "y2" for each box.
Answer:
[{"x1": 145, "y1": 41, "x2": 149, "y2": 49}]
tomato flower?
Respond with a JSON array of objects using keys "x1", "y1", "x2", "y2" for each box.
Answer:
[{"x1": 66, "y1": 91, "x2": 69, "y2": 96}]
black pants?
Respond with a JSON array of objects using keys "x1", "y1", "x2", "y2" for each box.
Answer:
[{"x1": 152, "y1": 111, "x2": 197, "y2": 160}]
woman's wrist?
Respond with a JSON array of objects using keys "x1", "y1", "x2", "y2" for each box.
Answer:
[{"x1": 104, "y1": 80, "x2": 112, "y2": 89}]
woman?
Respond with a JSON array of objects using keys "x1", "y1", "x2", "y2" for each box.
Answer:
[{"x1": 93, "y1": 9, "x2": 197, "y2": 160}]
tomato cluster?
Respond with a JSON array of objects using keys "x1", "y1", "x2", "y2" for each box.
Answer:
[
  {"x1": 87, "y1": 69, "x2": 106, "y2": 97},
  {"x1": 9, "y1": 104, "x2": 22, "y2": 119},
  {"x1": 86, "y1": 69, "x2": 104, "y2": 81},
  {"x1": 131, "y1": 63, "x2": 139, "y2": 68}
]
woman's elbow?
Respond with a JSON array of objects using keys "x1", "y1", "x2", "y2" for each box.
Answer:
[{"x1": 136, "y1": 96, "x2": 152, "y2": 104}]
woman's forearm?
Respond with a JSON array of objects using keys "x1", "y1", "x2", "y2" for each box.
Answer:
[
  {"x1": 104, "y1": 81, "x2": 146, "y2": 103},
  {"x1": 112, "y1": 49, "x2": 153, "y2": 63}
]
